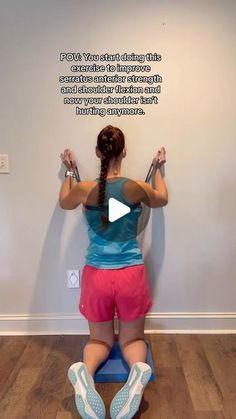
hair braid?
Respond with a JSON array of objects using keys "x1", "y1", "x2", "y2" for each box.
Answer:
[
  {"x1": 98, "y1": 154, "x2": 110, "y2": 227},
  {"x1": 97, "y1": 125, "x2": 125, "y2": 228}
]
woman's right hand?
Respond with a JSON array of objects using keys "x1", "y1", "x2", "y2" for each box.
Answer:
[
  {"x1": 153, "y1": 146, "x2": 166, "y2": 168},
  {"x1": 60, "y1": 148, "x2": 75, "y2": 170}
]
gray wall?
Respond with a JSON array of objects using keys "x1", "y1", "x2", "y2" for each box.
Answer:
[{"x1": 0, "y1": 0, "x2": 235, "y2": 333}]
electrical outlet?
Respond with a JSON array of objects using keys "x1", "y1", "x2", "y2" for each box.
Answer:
[
  {"x1": 0, "y1": 154, "x2": 9, "y2": 173},
  {"x1": 67, "y1": 270, "x2": 80, "y2": 288}
]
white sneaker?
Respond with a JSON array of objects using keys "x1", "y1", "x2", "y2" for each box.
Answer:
[
  {"x1": 68, "y1": 361, "x2": 106, "y2": 419},
  {"x1": 110, "y1": 362, "x2": 152, "y2": 419}
]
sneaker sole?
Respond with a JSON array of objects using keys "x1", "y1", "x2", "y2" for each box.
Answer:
[
  {"x1": 110, "y1": 362, "x2": 152, "y2": 419},
  {"x1": 68, "y1": 362, "x2": 105, "y2": 419}
]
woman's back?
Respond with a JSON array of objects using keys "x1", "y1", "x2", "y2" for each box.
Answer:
[{"x1": 83, "y1": 176, "x2": 144, "y2": 269}]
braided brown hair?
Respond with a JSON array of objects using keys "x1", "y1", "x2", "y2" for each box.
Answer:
[{"x1": 97, "y1": 125, "x2": 125, "y2": 227}]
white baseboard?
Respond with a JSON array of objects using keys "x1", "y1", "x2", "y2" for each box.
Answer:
[{"x1": 0, "y1": 312, "x2": 235, "y2": 335}]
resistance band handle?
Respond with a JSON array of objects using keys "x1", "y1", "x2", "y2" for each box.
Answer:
[
  {"x1": 145, "y1": 158, "x2": 166, "y2": 182},
  {"x1": 70, "y1": 159, "x2": 81, "y2": 182},
  {"x1": 145, "y1": 162, "x2": 154, "y2": 183},
  {"x1": 74, "y1": 164, "x2": 81, "y2": 182}
]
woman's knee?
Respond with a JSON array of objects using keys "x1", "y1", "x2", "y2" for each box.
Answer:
[
  {"x1": 118, "y1": 316, "x2": 146, "y2": 348},
  {"x1": 88, "y1": 320, "x2": 115, "y2": 349}
]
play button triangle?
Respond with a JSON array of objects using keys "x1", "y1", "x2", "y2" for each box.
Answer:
[{"x1": 108, "y1": 197, "x2": 131, "y2": 222}]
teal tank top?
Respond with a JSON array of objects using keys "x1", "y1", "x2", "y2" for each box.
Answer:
[{"x1": 83, "y1": 177, "x2": 144, "y2": 269}]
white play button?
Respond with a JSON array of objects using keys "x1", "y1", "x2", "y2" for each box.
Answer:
[{"x1": 108, "y1": 197, "x2": 131, "y2": 222}]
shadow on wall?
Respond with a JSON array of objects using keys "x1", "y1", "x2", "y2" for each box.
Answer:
[
  {"x1": 26, "y1": 165, "x2": 87, "y2": 334},
  {"x1": 139, "y1": 207, "x2": 166, "y2": 309},
  {"x1": 27, "y1": 202, "x2": 66, "y2": 318}
]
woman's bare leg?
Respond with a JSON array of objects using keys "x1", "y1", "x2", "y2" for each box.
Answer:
[
  {"x1": 118, "y1": 316, "x2": 147, "y2": 367},
  {"x1": 109, "y1": 316, "x2": 150, "y2": 418},
  {"x1": 83, "y1": 319, "x2": 115, "y2": 377}
]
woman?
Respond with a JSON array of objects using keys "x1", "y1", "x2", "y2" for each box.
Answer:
[{"x1": 59, "y1": 125, "x2": 168, "y2": 419}]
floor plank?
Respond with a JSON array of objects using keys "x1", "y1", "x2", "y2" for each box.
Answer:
[
  {"x1": 141, "y1": 366, "x2": 196, "y2": 419},
  {"x1": 150, "y1": 334, "x2": 181, "y2": 369},
  {"x1": 195, "y1": 412, "x2": 226, "y2": 419},
  {"x1": 199, "y1": 335, "x2": 236, "y2": 419},
  {"x1": 56, "y1": 413, "x2": 72, "y2": 419},
  {"x1": 0, "y1": 367, "x2": 41, "y2": 419},
  {"x1": 175, "y1": 334, "x2": 224, "y2": 412},
  {"x1": 0, "y1": 336, "x2": 31, "y2": 401}
]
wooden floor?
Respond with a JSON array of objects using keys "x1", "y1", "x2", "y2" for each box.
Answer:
[{"x1": 0, "y1": 334, "x2": 235, "y2": 418}]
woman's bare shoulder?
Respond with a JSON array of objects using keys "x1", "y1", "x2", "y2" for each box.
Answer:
[
  {"x1": 125, "y1": 179, "x2": 147, "y2": 190},
  {"x1": 75, "y1": 180, "x2": 97, "y2": 194},
  {"x1": 134, "y1": 179, "x2": 147, "y2": 187},
  {"x1": 123, "y1": 178, "x2": 147, "y2": 203},
  {"x1": 78, "y1": 180, "x2": 97, "y2": 188},
  {"x1": 72, "y1": 180, "x2": 97, "y2": 204}
]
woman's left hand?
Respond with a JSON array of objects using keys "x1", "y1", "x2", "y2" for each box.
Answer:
[
  {"x1": 153, "y1": 146, "x2": 166, "y2": 168},
  {"x1": 60, "y1": 148, "x2": 74, "y2": 170}
]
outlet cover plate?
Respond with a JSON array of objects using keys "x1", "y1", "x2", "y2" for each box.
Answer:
[
  {"x1": 0, "y1": 154, "x2": 9, "y2": 173},
  {"x1": 67, "y1": 270, "x2": 80, "y2": 288}
]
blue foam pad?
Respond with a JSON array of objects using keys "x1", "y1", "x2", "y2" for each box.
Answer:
[{"x1": 89, "y1": 340, "x2": 155, "y2": 383}]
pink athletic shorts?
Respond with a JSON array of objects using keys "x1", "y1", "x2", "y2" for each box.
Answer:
[{"x1": 78, "y1": 264, "x2": 153, "y2": 322}]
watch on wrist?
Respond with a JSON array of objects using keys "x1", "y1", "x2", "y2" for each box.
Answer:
[{"x1": 65, "y1": 170, "x2": 75, "y2": 178}]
